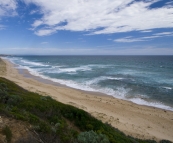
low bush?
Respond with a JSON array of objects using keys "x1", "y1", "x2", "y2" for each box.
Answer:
[
  {"x1": 77, "y1": 130, "x2": 109, "y2": 143},
  {"x1": 160, "y1": 140, "x2": 172, "y2": 143},
  {"x1": 7, "y1": 94, "x2": 22, "y2": 105}
]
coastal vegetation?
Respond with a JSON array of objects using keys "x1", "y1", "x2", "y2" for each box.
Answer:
[{"x1": 0, "y1": 77, "x2": 172, "y2": 143}]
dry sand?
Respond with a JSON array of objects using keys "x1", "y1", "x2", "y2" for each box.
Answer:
[{"x1": 0, "y1": 58, "x2": 173, "y2": 142}]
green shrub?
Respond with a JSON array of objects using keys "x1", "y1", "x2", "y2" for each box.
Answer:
[
  {"x1": 38, "y1": 122, "x2": 51, "y2": 133},
  {"x1": 0, "y1": 89, "x2": 3, "y2": 93},
  {"x1": 2, "y1": 125, "x2": 12, "y2": 143},
  {"x1": 86, "y1": 124, "x2": 93, "y2": 130},
  {"x1": 77, "y1": 130, "x2": 109, "y2": 143},
  {"x1": 5, "y1": 105, "x2": 12, "y2": 111},
  {"x1": 0, "y1": 90, "x2": 9, "y2": 102},
  {"x1": 40, "y1": 96, "x2": 48, "y2": 101},
  {"x1": 33, "y1": 125, "x2": 40, "y2": 131},
  {"x1": 40, "y1": 96, "x2": 52, "y2": 101},
  {"x1": 46, "y1": 96, "x2": 52, "y2": 100},
  {"x1": 160, "y1": 140, "x2": 173, "y2": 143},
  {"x1": 0, "y1": 83, "x2": 7, "y2": 89},
  {"x1": 7, "y1": 95, "x2": 22, "y2": 105},
  {"x1": 28, "y1": 114, "x2": 39, "y2": 124}
]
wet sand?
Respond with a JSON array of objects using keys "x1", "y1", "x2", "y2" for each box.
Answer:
[{"x1": 0, "y1": 58, "x2": 173, "y2": 142}]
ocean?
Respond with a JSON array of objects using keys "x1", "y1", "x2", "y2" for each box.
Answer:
[{"x1": 5, "y1": 56, "x2": 173, "y2": 111}]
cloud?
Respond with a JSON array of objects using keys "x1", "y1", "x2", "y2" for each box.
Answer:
[
  {"x1": 166, "y1": 1, "x2": 173, "y2": 6},
  {"x1": 114, "y1": 37, "x2": 146, "y2": 43},
  {"x1": 114, "y1": 32, "x2": 173, "y2": 43},
  {"x1": 153, "y1": 32, "x2": 173, "y2": 36},
  {"x1": 0, "y1": 0, "x2": 173, "y2": 37},
  {"x1": 0, "y1": 0, "x2": 17, "y2": 17},
  {"x1": 140, "y1": 30, "x2": 152, "y2": 33},
  {"x1": 0, "y1": 0, "x2": 17, "y2": 30},
  {"x1": 34, "y1": 28, "x2": 57, "y2": 36},
  {"x1": 30, "y1": 10, "x2": 39, "y2": 15},
  {"x1": 22, "y1": 0, "x2": 173, "y2": 36}
]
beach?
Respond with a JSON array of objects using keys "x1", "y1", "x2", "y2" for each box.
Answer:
[{"x1": 0, "y1": 58, "x2": 173, "y2": 142}]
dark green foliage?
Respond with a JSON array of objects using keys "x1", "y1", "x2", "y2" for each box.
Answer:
[
  {"x1": 2, "y1": 125, "x2": 12, "y2": 142},
  {"x1": 0, "y1": 77, "x2": 171, "y2": 143},
  {"x1": 135, "y1": 139, "x2": 157, "y2": 143},
  {"x1": 0, "y1": 83, "x2": 8, "y2": 90},
  {"x1": 0, "y1": 83, "x2": 9, "y2": 104},
  {"x1": 7, "y1": 95, "x2": 23, "y2": 105},
  {"x1": 77, "y1": 130, "x2": 109, "y2": 143},
  {"x1": 40, "y1": 96, "x2": 50, "y2": 101},
  {"x1": 160, "y1": 140, "x2": 173, "y2": 143}
]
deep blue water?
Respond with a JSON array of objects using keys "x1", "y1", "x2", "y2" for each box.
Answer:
[{"x1": 6, "y1": 56, "x2": 173, "y2": 110}]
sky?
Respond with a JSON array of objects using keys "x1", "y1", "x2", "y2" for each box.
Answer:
[{"x1": 0, "y1": 0, "x2": 173, "y2": 55}]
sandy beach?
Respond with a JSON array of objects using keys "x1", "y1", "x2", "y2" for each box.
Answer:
[{"x1": 0, "y1": 58, "x2": 173, "y2": 142}]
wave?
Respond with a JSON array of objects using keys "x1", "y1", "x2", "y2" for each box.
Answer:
[
  {"x1": 58, "y1": 66, "x2": 92, "y2": 73},
  {"x1": 47, "y1": 64, "x2": 112, "y2": 74},
  {"x1": 87, "y1": 64, "x2": 114, "y2": 68},
  {"x1": 7, "y1": 57, "x2": 51, "y2": 67},
  {"x1": 85, "y1": 76, "x2": 124, "y2": 85},
  {"x1": 57, "y1": 64, "x2": 114, "y2": 73},
  {"x1": 26, "y1": 69, "x2": 95, "y2": 92},
  {"x1": 162, "y1": 86, "x2": 172, "y2": 90},
  {"x1": 41, "y1": 65, "x2": 92, "y2": 74},
  {"x1": 2, "y1": 57, "x2": 22, "y2": 64},
  {"x1": 129, "y1": 98, "x2": 173, "y2": 111},
  {"x1": 21, "y1": 60, "x2": 50, "y2": 67}
]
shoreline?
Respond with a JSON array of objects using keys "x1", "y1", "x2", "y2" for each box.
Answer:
[
  {"x1": 7, "y1": 57, "x2": 173, "y2": 111},
  {"x1": 19, "y1": 67, "x2": 173, "y2": 111},
  {"x1": 1, "y1": 58, "x2": 173, "y2": 141},
  {"x1": 15, "y1": 63, "x2": 111, "y2": 98}
]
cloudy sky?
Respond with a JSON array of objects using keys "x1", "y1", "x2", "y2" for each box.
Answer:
[{"x1": 0, "y1": 0, "x2": 173, "y2": 55}]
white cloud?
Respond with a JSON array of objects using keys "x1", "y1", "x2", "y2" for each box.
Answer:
[
  {"x1": 114, "y1": 32, "x2": 173, "y2": 43},
  {"x1": 34, "y1": 28, "x2": 57, "y2": 36},
  {"x1": 153, "y1": 32, "x2": 173, "y2": 36},
  {"x1": 0, "y1": 0, "x2": 17, "y2": 30},
  {"x1": 140, "y1": 30, "x2": 152, "y2": 33},
  {"x1": 166, "y1": 1, "x2": 173, "y2": 6},
  {"x1": 114, "y1": 37, "x2": 146, "y2": 43},
  {"x1": 0, "y1": 0, "x2": 17, "y2": 17},
  {"x1": 22, "y1": 0, "x2": 173, "y2": 36},
  {"x1": 30, "y1": 9, "x2": 39, "y2": 15}
]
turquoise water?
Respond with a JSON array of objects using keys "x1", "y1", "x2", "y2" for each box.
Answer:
[{"x1": 6, "y1": 56, "x2": 173, "y2": 110}]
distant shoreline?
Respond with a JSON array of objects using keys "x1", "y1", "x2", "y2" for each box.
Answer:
[{"x1": 1, "y1": 57, "x2": 173, "y2": 141}]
